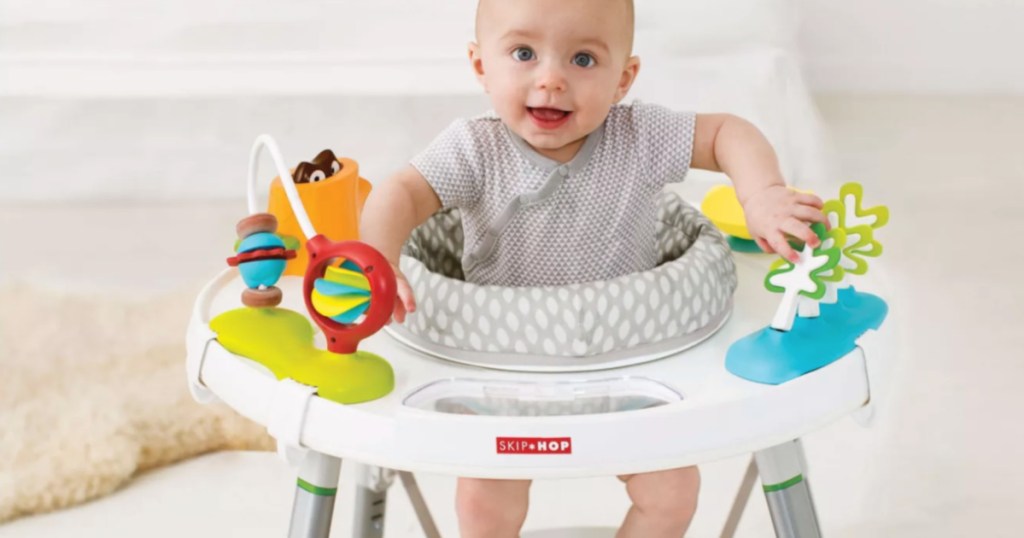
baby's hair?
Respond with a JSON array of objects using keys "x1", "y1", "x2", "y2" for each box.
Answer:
[{"x1": 476, "y1": 0, "x2": 635, "y2": 54}]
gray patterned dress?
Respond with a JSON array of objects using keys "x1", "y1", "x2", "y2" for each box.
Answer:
[{"x1": 410, "y1": 101, "x2": 697, "y2": 287}]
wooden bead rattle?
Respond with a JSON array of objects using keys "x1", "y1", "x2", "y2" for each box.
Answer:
[{"x1": 227, "y1": 213, "x2": 297, "y2": 307}]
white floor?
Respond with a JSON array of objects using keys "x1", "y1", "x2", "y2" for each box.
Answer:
[{"x1": 1, "y1": 95, "x2": 1022, "y2": 537}]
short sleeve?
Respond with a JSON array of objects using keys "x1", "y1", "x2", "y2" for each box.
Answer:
[
  {"x1": 410, "y1": 118, "x2": 484, "y2": 209},
  {"x1": 634, "y1": 103, "x2": 696, "y2": 185}
]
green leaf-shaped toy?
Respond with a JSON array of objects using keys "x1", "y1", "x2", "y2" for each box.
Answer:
[
  {"x1": 834, "y1": 224, "x2": 878, "y2": 275},
  {"x1": 825, "y1": 182, "x2": 889, "y2": 229},
  {"x1": 765, "y1": 225, "x2": 846, "y2": 299},
  {"x1": 822, "y1": 182, "x2": 889, "y2": 276},
  {"x1": 765, "y1": 224, "x2": 846, "y2": 331},
  {"x1": 812, "y1": 222, "x2": 847, "y2": 284}
]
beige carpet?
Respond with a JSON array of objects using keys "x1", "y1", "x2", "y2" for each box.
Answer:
[{"x1": 0, "y1": 284, "x2": 274, "y2": 523}]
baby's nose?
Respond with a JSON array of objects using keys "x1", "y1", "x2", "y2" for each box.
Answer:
[{"x1": 535, "y1": 63, "x2": 567, "y2": 92}]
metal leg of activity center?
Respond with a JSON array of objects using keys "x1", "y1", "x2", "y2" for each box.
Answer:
[
  {"x1": 720, "y1": 456, "x2": 760, "y2": 538},
  {"x1": 288, "y1": 452, "x2": 342, "y2": 538},
  {"x1": 754, "y1": 439, "x2": 823, "y2": 538},
  {"x1": 399, "y1": 471, "x2": 444, "y2": 538},
  {"x1": 352, "y1": 464, "x2": 394, "y2": 538},
  {"x1": 351, "y1": 465, "x2": 444, "y2": 538},
  {"x1": 287, "y1": 455, "x2": 443, "y2": 538}
]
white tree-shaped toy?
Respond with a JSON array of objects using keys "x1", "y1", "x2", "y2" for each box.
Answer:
[
  {"x1": 796, "y1": 227, "x2": 846, "y2": 318},
  {"x1": 764, "y1": 181, "x2": 889, "y2": 330},
  {"x1": 764, "y1": 224, "x2": 846, "y2": 331}
]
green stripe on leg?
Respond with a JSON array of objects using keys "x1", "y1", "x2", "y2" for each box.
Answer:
[
  {"x1": 297, "y1": 478, "x2": 338, "y2": 496},
  {"x1": 762, "y1": 474, "x2": 804, "y2": 492}
]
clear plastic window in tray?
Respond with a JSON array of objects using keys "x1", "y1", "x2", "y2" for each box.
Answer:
[{"x1": 403, "y1": 377, "x2": 683, "y2": 417}]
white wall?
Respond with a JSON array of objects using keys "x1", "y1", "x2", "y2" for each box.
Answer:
[
  {"x1": 799, "y1": 0, "x2": 1024, "y2": 94},
  {"x1": 0, "y1": 0, "x2": 801, "y2": 97},
  {"x1": 1, "y1": 0, "x2": 836, "y2": 202},
  {"x1": 4, "y1": 0, "x2": 1020, "y2": 96},
  {"x1": 2, "y1": 0, "x2": 1021, "y2": 202}
]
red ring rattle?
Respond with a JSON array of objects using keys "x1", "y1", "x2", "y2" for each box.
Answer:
[{"x1": 302, "y1": 235, "x2": 397, "y2": 355}]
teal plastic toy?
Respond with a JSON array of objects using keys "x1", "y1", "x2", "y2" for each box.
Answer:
[{"x1": 726, "y1": 182, "x2": 890, "y2": 385}]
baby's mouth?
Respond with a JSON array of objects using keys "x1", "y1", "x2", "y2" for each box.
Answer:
[{"x1": 527, "y1": 107, "x2": 572, "y2": 129}]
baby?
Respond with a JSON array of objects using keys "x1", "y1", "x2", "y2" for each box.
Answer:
[{"x1": 360, "y1": 0, "x2": 827, "y2": 536}]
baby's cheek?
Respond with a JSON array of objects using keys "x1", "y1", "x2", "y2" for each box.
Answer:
[{"x1": 491, "y1": 84, "x2": 525, "y2": 113}]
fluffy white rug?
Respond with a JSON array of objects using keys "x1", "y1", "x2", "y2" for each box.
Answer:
[{"x1": 0, "y1": 284, "x2": 273, "y2": 523}]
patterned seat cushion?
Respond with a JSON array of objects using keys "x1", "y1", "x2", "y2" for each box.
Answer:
[{"x1": 386, "y1": 192, "x2": 738, "y2": 372}]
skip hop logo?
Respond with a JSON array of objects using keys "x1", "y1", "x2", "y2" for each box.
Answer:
[{"x1": 496, "y1": 437, "x2": 572, "y2": 455}]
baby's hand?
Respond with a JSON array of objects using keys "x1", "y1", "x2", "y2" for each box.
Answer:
[
  {"x1": 741, "y1": 185, "x2": 827, "y2": 263},
  {"x1": 390, "y1": 263, "x2": 416, "y2": 324}
]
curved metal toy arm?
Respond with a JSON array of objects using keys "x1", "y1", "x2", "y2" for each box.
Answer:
[{"x1": 248, "y1": 134, "x2": 317, "y2": 239}]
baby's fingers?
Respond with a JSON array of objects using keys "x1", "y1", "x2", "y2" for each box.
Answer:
[
  {"x1": 769, "y1": 232, "x2": 800, "y2": 263},
  {"x1": 391, "y1": 301, "x2": 406, "y2": 325},
  {"x1": 782, "y1": 217, "x2": 820, "y2": 248},
  {"x1": 778, "y1": 217, "x2": 819, "y2": 251},
  {"x1": 391, "y1": 276, "x2": 416, "y2": 324},
  {"x1": 396, "y1": 276, "x2": 416, "y2": 314},
  {"x1": 792, "y1": 205, "x2": 828, "y2": 226},
  {"x1": 795, "y1": 192, "x2": 824, "y2": 209}
]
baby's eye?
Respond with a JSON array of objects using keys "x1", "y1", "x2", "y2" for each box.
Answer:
[
  {"x1": 309, "y1": 170, "x2": 326, "y2": 183},
  {"x1": 512, "y1": 47, "x2": 536, "y2": 62},
  {"x1": 572, "y1": 52, "x2": 596, "y2": 68}
]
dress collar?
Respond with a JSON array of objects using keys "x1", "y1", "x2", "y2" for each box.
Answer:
[{"x1": 502, "y1": 121, "x2": 605, "y2": 176}]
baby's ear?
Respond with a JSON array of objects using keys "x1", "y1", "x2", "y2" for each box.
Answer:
[
  {"x1": 468, "y1": 42, "x2": 488, "y2": 92},
  {"x1": 613, "y1": 55, "x2": 641, "y2": 103}
]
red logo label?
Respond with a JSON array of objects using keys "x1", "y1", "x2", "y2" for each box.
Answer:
[{"x1": 496, "y1": 437, "x2": 572, "y2": 454}]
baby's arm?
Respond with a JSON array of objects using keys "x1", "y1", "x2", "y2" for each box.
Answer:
[
  {"x1": 691, "y1": 114, "x2": 826, "y2": 263},
  {"x1": 359, "y1": 165, "x2": 441, "y2": 323}
]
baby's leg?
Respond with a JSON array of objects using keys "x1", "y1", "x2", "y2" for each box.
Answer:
[
  {"x1": 456, "y1": 477, "x2": 532, "y2": 538},
  {"x1": 616, "y1": 466, "x2": 700, "y2": 538}
]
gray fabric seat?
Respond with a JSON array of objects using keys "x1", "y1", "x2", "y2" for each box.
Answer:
[{"x1": 385, "y1": 192, "x2": 738, "y2": 372}]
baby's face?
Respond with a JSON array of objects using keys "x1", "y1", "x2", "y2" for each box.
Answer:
[{"x1": 471, "y1": 0, "x2": 638, "y2": 161}]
